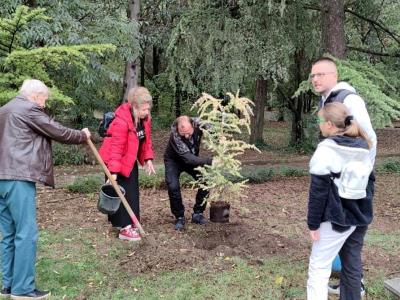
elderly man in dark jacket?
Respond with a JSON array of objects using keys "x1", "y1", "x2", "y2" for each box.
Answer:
[
  {"x1": 0, "y1": 79, "x2": 90, "y2": 299},
  {"x1": 164, "y1": 116, "x2": 212, "y2": 230}
]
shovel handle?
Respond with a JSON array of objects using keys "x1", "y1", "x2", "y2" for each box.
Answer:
[{"x1": 87, "y1": 138, "x2": 146, "y2": 236}]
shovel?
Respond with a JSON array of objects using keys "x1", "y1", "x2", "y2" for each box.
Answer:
[{"x1": 87, "y1": 138, "x2": 146, "y2": 236}]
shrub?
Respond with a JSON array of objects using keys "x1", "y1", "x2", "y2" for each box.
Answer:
[
  {"x1": 239, "y1": 168, "x2": 275, "y2": 183},
  {"x1": 377, "y1": 159, "x2": 400, "y2": 174},
  {"x1": 151, "y1": 114, "x2": 176, "y2": 131},
  {"x1": 279, "y1": 166, "x2": 307, "y2": 177},
  {"x1": 53, "y1": 143, "x2": 85, "y2": 166},
  {"x1": 67, "y1": 174, "x2": 103, "y2": 194},
  {"x1": 296, "y1": 114, "x2": 319, "y2": 154},
  {"x1": 138, "y1": 168, "x2": 165, "y2": 188},
  {"x1": 138, "y1": 167, "x2": 192, "y2": 188}
]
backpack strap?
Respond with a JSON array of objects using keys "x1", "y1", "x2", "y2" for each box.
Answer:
[
  {"x1": 319, "y1": 89, "x2": 357, "y2": 109},
  {"x1": 98, "y1": 111, "x2": 115, "y2": 137}
]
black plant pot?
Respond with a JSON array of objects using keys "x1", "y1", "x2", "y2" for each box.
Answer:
[{"x1": 209, "y1": 201, "x2": 230, "y2": 223}]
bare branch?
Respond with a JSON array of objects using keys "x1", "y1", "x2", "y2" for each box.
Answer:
[
  {"x1": 303, "y1": 3, "x2": 326, "y2": 13},
  {"x1": 345, "y1": 8, "x2": 400, "y2": 45},
  {"x1": 371, "y1": 24, "x2": 387, "y2": 50},
  {"x1": 303, "y1": 2, "x2": 400, "y2": 46},
  {"x1": 347, "y1": 46, "x2": 400, "y2": 58}
]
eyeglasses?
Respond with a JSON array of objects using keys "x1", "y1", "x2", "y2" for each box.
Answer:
[
  {"x1": 309, "y1": 72, "x2": 335, "y2": 80},
  {"x1": 317, "y1": 116, "x2": 327, "y2": 124}
]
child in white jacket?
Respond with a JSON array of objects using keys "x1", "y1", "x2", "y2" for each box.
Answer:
[{"x1": 307, "y1": 102, "x2": 374, "y2": 300}]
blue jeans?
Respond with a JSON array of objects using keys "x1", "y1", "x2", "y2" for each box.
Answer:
[{"x1": 0, "y1": 180, "x2": 38, "y2": 295}]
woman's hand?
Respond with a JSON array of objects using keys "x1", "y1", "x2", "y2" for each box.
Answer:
[
  {"x1": 106, "y1": 173, "x2": 117, "y2": 184},
  {"x1": 144, "y1": 160, "x2": 156, "y2": 175},
  {"x1": 309, "y1": 229, "x2": 320, "y2": 242}
]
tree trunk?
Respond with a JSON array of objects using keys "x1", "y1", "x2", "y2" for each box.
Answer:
[
  {"x1": 250, "y1": 78, "x2": 267, "y2": 144},
  {"x1": 153, "y1": 46, "x2": 160, "y2": 76},
  {"x1": 290, "y1": 48, "x2": 310, "y2": 146},
  {"x1": 174, "y1": 76, "x2": 181, "y2": 117},
  {"x1": 152, "y1": 46, "x2": 160, "y2": 113},
  {"x1": 140, "y1": 53, "x2": 145, "y2": 86},
  {"x1": 291, "y1": 63, "x2": 302, "y2": 146},
  {"x1": 321, "y1": 0, "x2": 346, "y2": 59},
  {"x1": 122, "y1": 0, "x2": 141, "y2": 103},
  {"x1": 290, "y1": 98, "x2": 303, "y2": 146}
]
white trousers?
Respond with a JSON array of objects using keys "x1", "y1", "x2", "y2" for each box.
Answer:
[{"x1": 307, "y1": 222, "x2": 356, "y2": 300}]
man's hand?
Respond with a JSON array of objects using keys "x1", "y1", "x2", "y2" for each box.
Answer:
[
  {"x1": 81, "y1": 128, "x2": 91, "y2": 140},
  {"x1": 309, "y1": 229, "x2": 320, "y2": 241},
  {"x1": 144, "y1": 160, "x2": 156, "y2": 175}
]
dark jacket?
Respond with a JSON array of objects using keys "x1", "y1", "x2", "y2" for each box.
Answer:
[
  {"x1": 0, "y1": 96, "x2": 87, "y2": 187},
  {"x1": 307, "y1": 135, "x2": 374, "y2": 231},
  {"x1": 164, "y1": 117, "x2": 212, "y2": 167},
  {"x1": 99, "y1": 102, "x2": 154, "y2": 177}
]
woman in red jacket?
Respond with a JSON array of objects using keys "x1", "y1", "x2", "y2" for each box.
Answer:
[{"x1": 99, "y1": 86, "x2": 155, "y2": 241}]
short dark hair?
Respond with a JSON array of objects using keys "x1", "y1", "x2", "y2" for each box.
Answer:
[{"x1": 312, "y1": 56, "x2": 337, "y2": 67}]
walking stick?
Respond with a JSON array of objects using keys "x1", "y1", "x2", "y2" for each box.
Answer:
[{"x1": 87, "y1": 138, "x2": 146, "y2": 236}]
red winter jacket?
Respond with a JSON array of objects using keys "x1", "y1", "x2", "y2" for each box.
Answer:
[{"x1": 99, "y1": 103, "x2": 154, "y2": 177}]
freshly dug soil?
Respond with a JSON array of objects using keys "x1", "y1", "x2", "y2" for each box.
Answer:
[{"x1": 37, "y1": 173, "x2": 400, "y2": 276}]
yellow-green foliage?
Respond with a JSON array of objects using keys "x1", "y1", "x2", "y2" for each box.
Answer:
[
  {"x1": 337, "y1": 59, "x2": 400, "y2": 128},
  {"x1": 191, "y1": 91, "x2": 260, "y2": 203},
  {"x1": 0, "y1": 5, "x2": 115, "y2": 106}
]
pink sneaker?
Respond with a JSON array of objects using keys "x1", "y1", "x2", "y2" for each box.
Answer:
[{"x1": 118, "y1": 225, "x2": 141, "y2": 241}]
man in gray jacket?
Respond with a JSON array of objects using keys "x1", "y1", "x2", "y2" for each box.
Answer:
[
  {"x1": 164, "y1": 116, "x2": 212, "y2": 231},
  {"x1": 0, "y1": 79, "x2": 90, "y2": 299}
]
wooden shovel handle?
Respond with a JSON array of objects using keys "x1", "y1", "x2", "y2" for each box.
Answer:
[{"x1": 87, "y1": 139, "x2": 145, "y2": 236}]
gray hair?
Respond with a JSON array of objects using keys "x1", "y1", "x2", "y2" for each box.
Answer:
[{"x1": 20, "y1": 79, "x2": 50, "y2": 98}]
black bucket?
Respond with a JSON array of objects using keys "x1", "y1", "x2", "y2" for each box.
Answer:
[{"x1": 97, "y1": 184, "x2": 125, "y2": 215}]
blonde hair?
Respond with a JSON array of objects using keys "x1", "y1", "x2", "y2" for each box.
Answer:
[
  {"x1": 320, "y1": 102, "x2": 372, "y2": 148},
  {"x1": 127, "y1": 86, "x2": 152, "y2": 125}
]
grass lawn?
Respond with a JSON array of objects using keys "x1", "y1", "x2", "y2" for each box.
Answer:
[{"x1": 34, "y1": 225, "x2": 399, "y2": 299}]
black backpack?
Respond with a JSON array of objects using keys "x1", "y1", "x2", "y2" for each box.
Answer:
[
  {"x1": 318, "y1": 89, "x2": 356, "y2": 109},
  {"x1": 98, "y1": 111, "x2": 115, "y2": 137}
]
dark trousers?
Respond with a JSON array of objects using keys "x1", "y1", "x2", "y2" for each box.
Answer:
[
  {"x1": 339, "y1": 225, "x2": 368, "y2": 300},
  {"x1": 108, "y1": 162, "x2": 139, "y2": 228},
  {"x1": 335, "y1": 172, "x2": 374, "y2": 299},
  {"x1": 164, "y1": 159, "x2": 208, "y2": 219}
]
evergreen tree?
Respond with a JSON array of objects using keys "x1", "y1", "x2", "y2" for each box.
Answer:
[{"x1": 0, "y1": 5, "x2": 115, "y2": 108}]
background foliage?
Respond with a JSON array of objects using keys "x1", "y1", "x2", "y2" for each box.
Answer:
[{"x1": 0, "y1": 0, "x2": 399, "y2": 151}]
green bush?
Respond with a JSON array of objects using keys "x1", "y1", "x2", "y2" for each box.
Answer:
[
  {"x1": 151, "y1": 114, "x2": 176, "y2": 130},
  {"x1": 138, "y1": 167, "x2": 192, "y2": 188},
  {"x1": 296, "y1": 114, "x2": 319, "y2": 154},
  {"x1": 279, "y1": 166, "x2": 307, "y2": 177},
  {"x1": 65, "y1": 165, "x2": 306, "y2": 195},
  {"x1": 146, "y1": 73, "x2": 193, "y2": 130},
  {"x1": 67, "y1": 174, "x2": 103, "y2": 193},
  {"x1": 377, "y1": 159, "x2": 400, "y2": 174},
  {"x1": 53, "y1": 143, "x2": 85, "y2": 166},
  {"x1": 139, "y1": 169, "x2": 165, "y2": 188},
  {"x1": 239, "y1": 168, "x2": 275, "y2": 183}
]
